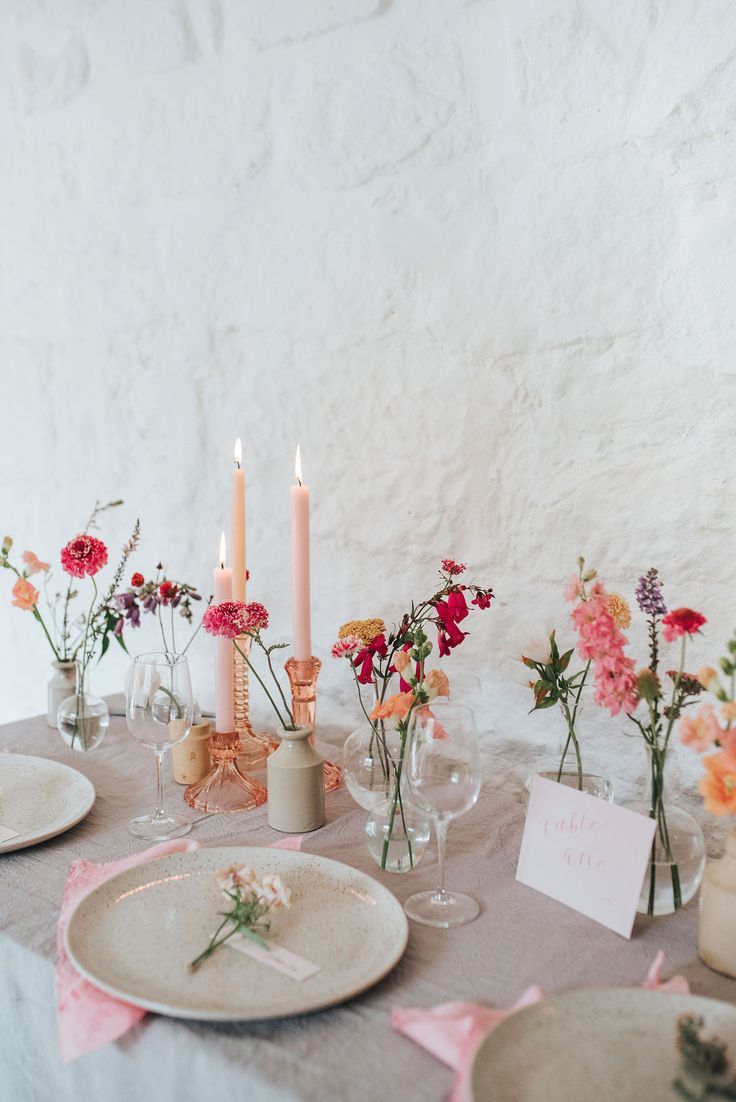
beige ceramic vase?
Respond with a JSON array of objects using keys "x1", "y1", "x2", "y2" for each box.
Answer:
[
  {"x1": 699, "y1": 828, "x2": 736, "y2": 978},
  {"x1": 267, "y1": 725, "x2": 325, "y2": 834}
]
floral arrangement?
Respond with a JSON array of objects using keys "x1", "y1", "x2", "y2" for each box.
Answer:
[
  {"x1": 332, "y1": 559, "x2": 494, "y2": 870},
  {"x1": 60, "y1": 521, "x2": 141, "y2": 747},
  {"x1": 678, "y1": 632, "x2": 736, "y2": 817},
  {"x1": 189, "y1": 865, "x2": 291, "y2": 972},
  {"x1": 116, "y1": 565, "x2": 207, "y2": 655},
  {"x1": 1, "y1": 500, "x2": 128, "y2": 663},
  {"x1": 572, "y1": 564, "x2": 706, "y2": 913},
  {"x1": 521, "y1": 558, "x2": 630, "y2": 789},
  {"x1": 202, "y1": 600, "x2": 296, "y2": 729}
]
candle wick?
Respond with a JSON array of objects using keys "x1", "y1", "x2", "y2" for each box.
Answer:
[
  {"x1": 234, "y1": 460, "x2": 241, "y2": 470},
  {"x1": 296, "y1": 477, "x2": 302, "y2": 487}
]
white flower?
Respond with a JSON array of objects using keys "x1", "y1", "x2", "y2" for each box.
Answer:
[
  {"x1": 258, "y1": 874, "x2": 291, "y2": 910},
  {"x1": 216, "y1": 865, "x2": 257, "y2": 895}
]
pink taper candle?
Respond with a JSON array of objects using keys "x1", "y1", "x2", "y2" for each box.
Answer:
[
  {"x1": 291, "y1": 445, "x2": 312, "y2": 661},
  {"x1": 214, "y1": 532, "x2": 234, "y2": 733},
  {"x1": 232, "y1": 437, "x2": 246, "y2": 602}
]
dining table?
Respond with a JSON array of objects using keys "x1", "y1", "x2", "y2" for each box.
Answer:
[{"x1": 2, "y1": 706, "x2": 735, "y2": 1102}]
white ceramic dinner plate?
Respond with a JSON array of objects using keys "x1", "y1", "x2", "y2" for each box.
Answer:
[
  {"x1": 0, "y1": 753, "x2": 95, "y2": 853},
  {"x1": 470, "y1": 987, "x2": 736, "y2": 1102},
  {"x1": 65, "y1": 846, "x2": 409, "y2": 1021}
]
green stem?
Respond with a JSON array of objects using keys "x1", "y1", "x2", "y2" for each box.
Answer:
[
  {"x1": 235, "y1": 642, "x2": 291, "y2": 730},
  {"x1": 263, "y1": 643, "x2": 294, "y2": 727}
]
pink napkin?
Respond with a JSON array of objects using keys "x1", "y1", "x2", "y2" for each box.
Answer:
[
  {"x1": 392, "y1": 951, "x2": 689, "y2": 1102},
  {"x1": 57, "y1": 833, "x2": 304, "y2": 1064}
]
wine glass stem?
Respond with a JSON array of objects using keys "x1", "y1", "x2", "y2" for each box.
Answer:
[
  {"x1": 434, "y1": 817, "x2": 449, "y2": 901},
  {"x1": 154, "y1": 750, "x2": 165, "y2": 820}
]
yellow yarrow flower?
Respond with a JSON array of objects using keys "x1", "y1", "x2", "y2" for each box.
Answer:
[
  {"x1": 608, "y1": 593, "x2": 631, "y2": 630},
  {"x1": 338, "y1": 618, "x2": 386, "y2": 646}
]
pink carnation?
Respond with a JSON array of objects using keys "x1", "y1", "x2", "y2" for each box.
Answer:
[
  {"x1": 202, "y1": 600, "x2": 269, "y2": 639},
  {"x1": 332, "y1": 635, "x2": 362, "y2": 658},
  {"x1": 242, "y1": 601, "x2": 269, "y2": 632},
  {"x1": 441, "y1": 559, "x2": 466, "y2": 576},
  {"x1": 202, "y1": 601, "x2": 248, "y2": 639},
  {"x1": 60, "y1": 535, "x2": 108, "y2": 578}
]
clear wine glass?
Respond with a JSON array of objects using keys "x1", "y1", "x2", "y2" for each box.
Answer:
[
  {"x1": 125, "y1": 652, "x2": 195, "y2": 841},
  {"x1": 404, "y1": 701, "x2": 482, "y2": 928}
]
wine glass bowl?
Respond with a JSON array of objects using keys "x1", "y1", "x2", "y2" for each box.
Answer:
[
  {"x1": 125, "y1": 652, "x2": 194, "y2": 841},
  {"x1": 404, "y1": 701, "x2": 482, "y2": 928}
]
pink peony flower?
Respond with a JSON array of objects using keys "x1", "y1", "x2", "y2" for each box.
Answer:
[
  {"x1": 441, "y1": 559, "x2": 466, "y2": 576},
  {"x1": 60, "y1": 535, "x2": 108, "y2": 578},
  {"x1": 679, "y1": 705, "x2": 722, "y2": 753},
  {"x1": 331, "y1": 635, "x2": 362, "y2": 659},
  {"x1": 22, "y1": 550, "x2": 50, "y2": 575},
  {"x1": 662, "y1": 608, "x2": 707, "y2": 643}
]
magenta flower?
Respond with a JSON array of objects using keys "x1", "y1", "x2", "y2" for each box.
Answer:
[
  {"x1": 662, "y1": 608, "x2": 707, "y2": 643},
  {"x1": 203, "y1": 601, "x2": 248, "y2": 639},
  {"x1": 242, "y1": 601, "x2": 270, "y2": 632},
  {"x1": 447, "y1": 589, "x2": 469, "y2": 623},
  {"x1": 60, "y1": 535, "x2": 108, "y2": 578},
  {"x1": 353, "y1": 633, "x2": 388, "y2": 685},
  {"x1": 441, "y1": 559, "x2": 466, "y2": 576},
  {"x1": 331, "y1": 635, "x2": 362, "y2": 659},
  {"x1": 471, "y1": 591, "x2": 493, "y2": 610}
]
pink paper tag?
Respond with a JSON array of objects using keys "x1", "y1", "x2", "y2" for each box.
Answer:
[
  {"x1": 227, "y1": 937, "x2": 321, "y2": 982},
  {"x1": 516, "y1": 776, "x2": 656, "y2": 938}
]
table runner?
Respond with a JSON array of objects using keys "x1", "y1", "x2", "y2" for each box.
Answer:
[{"x1": 2, "y1": 712, "x2": 735, "y2": 1102}]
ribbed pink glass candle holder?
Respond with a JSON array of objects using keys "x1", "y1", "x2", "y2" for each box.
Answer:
[
  {"x1": 285, "y1": 657, "x2": 341, "y2": 793},
  {"x1": 233, "y1": 635, "x2": 279, "y2": 769},
  {"x1": 184, "y1": 730, "x2": 267, "y2": 813}
]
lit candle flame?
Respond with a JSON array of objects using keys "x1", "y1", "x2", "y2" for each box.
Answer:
[
  {"x1": 219, "y1": 531, "x2": 226, "y2": 569},
  {"x1": 295, "y1": 444, "x2": 303, "y2": 486},
  {"x1": 234, "y1": 437, "x2": 242, "y2": 468}
]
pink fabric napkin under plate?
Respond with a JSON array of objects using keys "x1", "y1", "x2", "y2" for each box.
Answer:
[
  {"x1": 392, "y1": 950, "x2": 689, "y2": 1102},
  {"x1": 57, "y1": 833, "x2": 304, "y2": 1064}
]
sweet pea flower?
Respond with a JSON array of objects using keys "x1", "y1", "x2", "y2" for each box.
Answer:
[
  {"x1": 700, "y1": 750, "x2": 736, "y2": 816},
  {"x1": 679, "y1": 705, "x2": 722, "y2": 753},
  {"x1": 22, "y1": 550, "x2": 49, "y2": 575},
  {"x1": 370, "y1": 691, "x2": 415, "y2": 725},
  {"x1": 424, "y1": 669, "x2": 450, "y2": 700},
  {"x1": 11, "y1": 576, "x2": 39, "y2": 610}
]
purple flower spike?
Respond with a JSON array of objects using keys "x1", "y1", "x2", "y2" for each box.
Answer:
[{"x1": 635, "y1": 568, "x2": 667, "y2": 616}]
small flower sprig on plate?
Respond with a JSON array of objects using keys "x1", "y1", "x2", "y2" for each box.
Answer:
[{"x1": 189, "y1": 865, "x2": 291, "y2": 973}]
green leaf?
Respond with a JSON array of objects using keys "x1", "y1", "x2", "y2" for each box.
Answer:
[{"x1": 558, "y1": 648, "x2": 574, "y2": 673}]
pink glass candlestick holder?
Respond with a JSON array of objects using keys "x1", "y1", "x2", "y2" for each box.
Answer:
[
  {"x1": 184, "y1": 730, "x2": 267, "y2": 813},
  {"x1": 285, "y1": 656, "x2": 341, "y2": 793},
  {"x1": 234, "y1": 635, "x2": 279, "y2": 769}
]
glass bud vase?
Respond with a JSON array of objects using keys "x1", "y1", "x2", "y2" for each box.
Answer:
[
  {"x1": 48, "y1": 661, "x2": 77, "y2": 728},
  {"x1": 632, "y1": 747, "x2": 705, "y2": 916},
  {"x1": 57, "y1": 674, "x2": 109, "y2": 752},
  {"x1": 524, "y1": 709, "x2": 613, "y2": 806},
  {"x1": 343, "y1": 724, "x2": 398, "y2": 810},
  {"x1": 365, "y1": 799, "x2": 430, "y2": 874}
]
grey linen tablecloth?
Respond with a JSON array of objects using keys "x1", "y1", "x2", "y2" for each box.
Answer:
[{"x1": 1, "y1": 714, "x2": 735, "y2": 1102}]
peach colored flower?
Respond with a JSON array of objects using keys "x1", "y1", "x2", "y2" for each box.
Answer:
[
  {"x1": 393, "y1": 651, "x2": 411, "y2": 674},
  {"x1": 563, "y1": 575, "x2": 584, "y2": 602},
  {"x1": 370, "y1": 692, "x2": 415, "y2": 723},
  {"x1": 700, "y1": 750, "x2": 736, "y2": 816},
  {"x1": 424, "y1": 669, "x2": 450, "y2": 700},
  {"x1": 11, "y1": 577, "x2": 39, "y2": 610},
  {"x1": 698, "y1": 666, "x2": 720, "y2": 692},
  {"x1": 679, "y1": 705, "x2": 722, "y2": 753},
  {"x1": 722, "y1": 702, "x2": 736, "y2": 723},
  {"x1": 22, "y1": 550, "x2": 49, "y2": 574}
]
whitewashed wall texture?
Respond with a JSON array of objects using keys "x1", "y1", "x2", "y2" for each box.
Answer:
[{"x1": 1, "y1": 0, "x2": 735, "y2": 800}]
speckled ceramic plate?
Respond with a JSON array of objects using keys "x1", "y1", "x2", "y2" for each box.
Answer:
[
  {"x1": 0, "y1": 753, "x2": 95, "y2": 853},
  {"x1": 470, "y1": 988, "x2": 736, "y2": 1102},
  {"x1": 65, "y1": 846, "x2": 408, "y2": 1021}
]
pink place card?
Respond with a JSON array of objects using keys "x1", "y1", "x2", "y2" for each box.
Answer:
[{"x1": 516, "y1": 776, "x2": 657, "y2": 938}]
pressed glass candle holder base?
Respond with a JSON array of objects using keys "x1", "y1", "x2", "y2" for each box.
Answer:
[
  {"x1": 285, "y1": 656, "x2": 341, "y2": 793},
  {"x1": 184, "y1": 731, "x2": 267, "y2": 813}
]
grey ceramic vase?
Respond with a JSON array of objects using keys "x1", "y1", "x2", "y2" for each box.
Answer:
[
  {"x1": 47, "y1": 661, "x2": 77, "y2": 728},
  {"x1": 267, "y1": 725, "x2": 325, "y2": 833}
]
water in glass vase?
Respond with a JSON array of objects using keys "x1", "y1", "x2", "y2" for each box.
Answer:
[
  {"x1": 57, "y1": 692, "x2": 110, "y2": 752},
  {"x1": 364, "y1": 800, "x2": 430, "y2": 873}
]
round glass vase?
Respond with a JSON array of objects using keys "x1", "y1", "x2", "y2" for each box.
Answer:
[
  {"x1": 47, "y1": 661, "x2": 77, "y2": 728},
  {"x1": 343, "y1": 722, "x2": 430, "y2": 873},
  {"x1": 524, "y1": 710, "x2": 613, "y2": 806},
  {"x1": 628, "y1": 747, "x2": 705, "y2": 917},
  {"x1": 57, "y1": 672, "x2": 109, "y2": 752}
]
